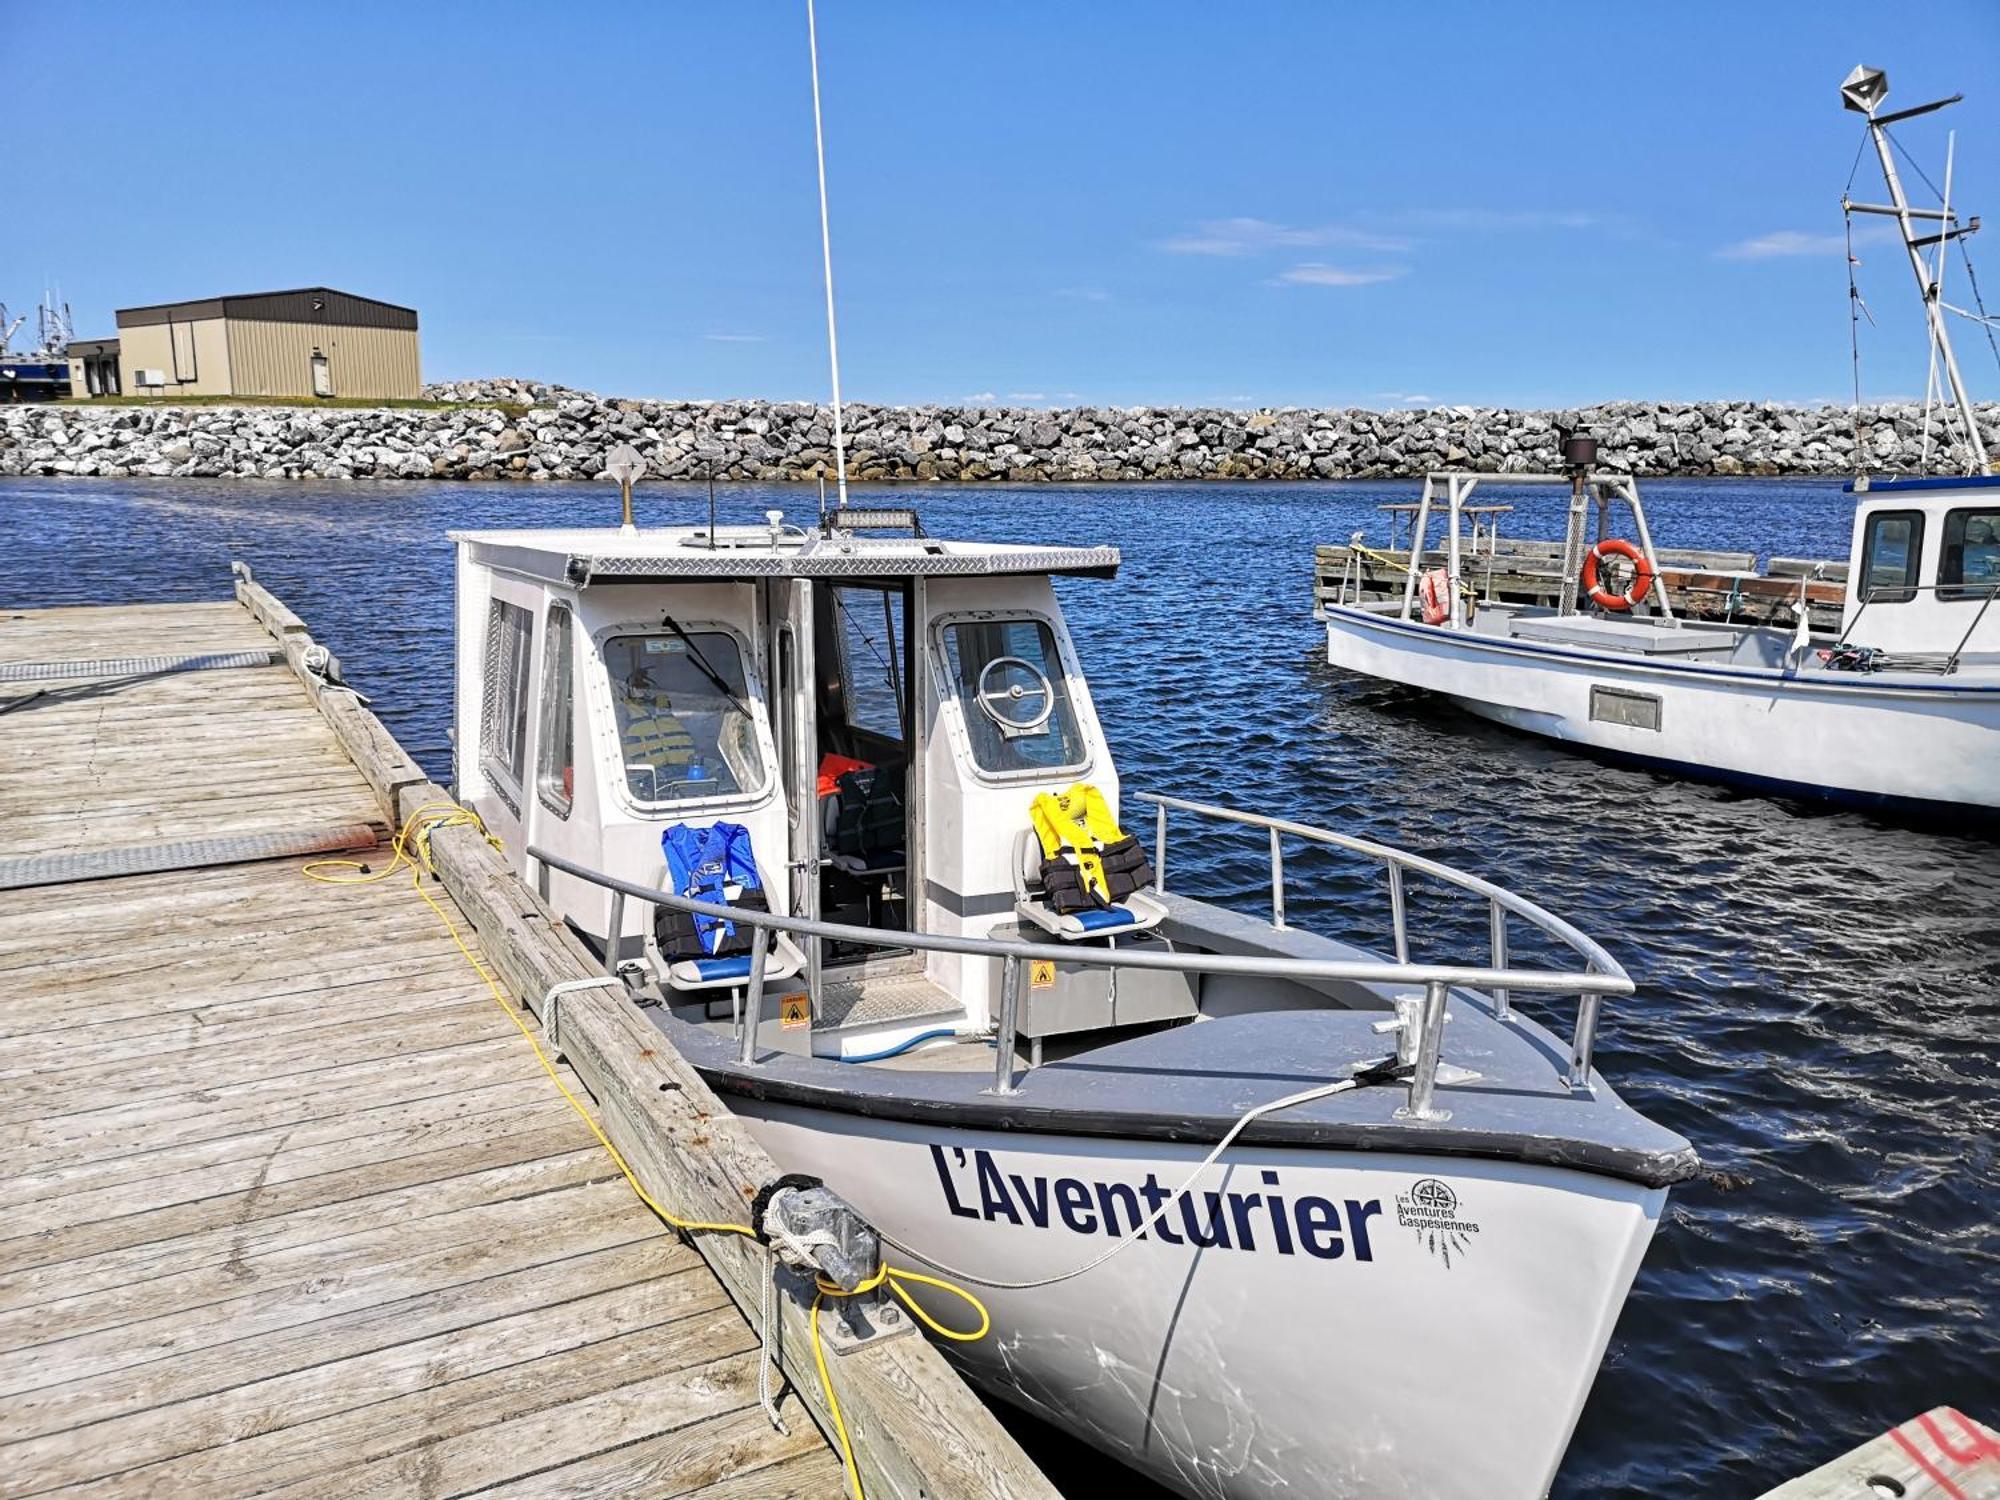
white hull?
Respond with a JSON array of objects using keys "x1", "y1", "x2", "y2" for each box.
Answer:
[
  {"x1": 738, "y1": 1099, "x2": 1663, "y2": 1500},
  {"x1": 1322, "y1": 605, "x2": 2000, "y2": 812}
]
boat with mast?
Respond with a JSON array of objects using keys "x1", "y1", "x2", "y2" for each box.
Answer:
[
  {"x1": 442, "y1": 7, "x2": 1698, "y2": 1496},
  {"x1": 1317, "y1": 67, "x2": 2000, "y2": 817}
]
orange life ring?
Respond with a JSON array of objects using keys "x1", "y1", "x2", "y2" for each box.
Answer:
[
  {"x1": 1418, "y1": 567, "x2": 1453, "y2": 624},
  {"x1": 1580, "y1": 539, "x2": 1656, "y2": 613}
]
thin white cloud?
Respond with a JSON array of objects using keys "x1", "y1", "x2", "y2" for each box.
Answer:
[
  {"x1": 1161, "y1": 217, "x2": 1410, "y2": 256},
  {"x1": 1396, "y1": 208, "x2": 1606, "y2": 233},
  {"x1": 702, "y1": 332, "x2": 767, "y2": 343},
  {"x1": 1007, "y1": 391, "x2": 1048, "y2": 402},
  {"x1": 1376, "y1": 391, "x2": 1435, "y2": 405},
  {"x1": 1273, "y1": 263, "x2": 1407, "y2": 288},
  {"x1": 1715, "y1": 230, "x2": 1849, "y2": 261},
  {"x1": 1054, "y1": 287, "x2": 1111, "y2": 302},
  {"x1": 964, "y1": 391, "x2": 997, "y2": 404}
]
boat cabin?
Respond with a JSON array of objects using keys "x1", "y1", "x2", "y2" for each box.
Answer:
[
  {"x1": 1843, "y1": 474, "x2": 2000, "y2": 655},
  {"x1": 451, "y1": 509, "x2": 1132, "y2": 1058}
]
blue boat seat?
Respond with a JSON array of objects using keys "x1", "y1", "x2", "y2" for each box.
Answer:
[{"x1": 661, "y1": 929, "x2": 808, "y2": 992}]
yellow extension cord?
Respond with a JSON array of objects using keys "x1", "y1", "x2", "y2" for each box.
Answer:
[{"x1": 303, "y1": 801, "x2": 989, "y2": 1500}]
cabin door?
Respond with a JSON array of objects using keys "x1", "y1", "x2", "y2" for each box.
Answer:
[
  {"x1": 812, "y1": 582, "x2": 915, "y2": 964},
  {"x1": 766, "y1": 578, "x2": 822, "y2": 1008}
]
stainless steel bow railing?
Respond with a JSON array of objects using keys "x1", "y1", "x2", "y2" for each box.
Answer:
[
  {"x1": 530, "y1": 797, "x2": 1630, "y2": 1119},
  {"x1": 1137, "y1": 792, "x2": 1629, "y2": 1095}
]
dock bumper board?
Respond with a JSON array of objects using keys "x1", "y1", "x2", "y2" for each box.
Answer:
[{"x1": 0, "y1": 822, "x2": 382, "y2": 890}]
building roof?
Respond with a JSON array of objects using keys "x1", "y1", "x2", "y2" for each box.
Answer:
[{"x1": 116, "y1": 288, "x2": 418, "y2": 331}]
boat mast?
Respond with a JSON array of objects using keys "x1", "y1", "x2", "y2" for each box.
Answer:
[
  {"x1": 806, "y1": 0, "x2": 851, "y2": 511},
  {"x1": 1841, "y1": 65, "x2": 1991, "y2": 474}
]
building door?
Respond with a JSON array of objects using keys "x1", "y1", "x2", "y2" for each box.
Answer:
[{"x1": 310, "y1": 349, "x2": 333, "y2": 398}]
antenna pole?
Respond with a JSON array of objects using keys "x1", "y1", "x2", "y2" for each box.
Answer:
[
  {"x1": 806, "y1": 0, "x2": 850, "y2": 510},
  {"x1": 1860, "y1": 99, "x2": 1989, "y2": 471}
]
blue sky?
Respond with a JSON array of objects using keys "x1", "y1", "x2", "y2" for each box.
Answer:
[{"x1": 7, "y1": 2, "x2": 1999, "y2": 408}]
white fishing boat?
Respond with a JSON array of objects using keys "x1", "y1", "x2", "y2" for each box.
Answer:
[
  {"x1": 452, "y1": 509, "x2": 1695, "y2": 1500},
  {"x1": 1319, "y1": 67, "x2": 2000, "y2": 817},
  {"x1": 448, "y1": 14, "x2": 1695, "y2": 1494}
]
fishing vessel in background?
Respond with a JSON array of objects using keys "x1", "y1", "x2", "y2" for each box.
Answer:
[{"x1": 1317, "y1": 67, "x2": 2000, "y2": 816}]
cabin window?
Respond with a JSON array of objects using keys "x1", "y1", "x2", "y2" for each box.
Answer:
[
  {"x1": 536, "y1": 604, "x2": 575, "y2": 818},
  {"x1": 1939, "y1": 508, "x2": 2000, "y2": 601},
  {"x1": 480, "y1": 599, "x2": 534, "y2": 804},
  {"x1": 833, "y1": 586, "x2": 907, "y2": 744},
  {"x1": 941, "y1": 618, "x2": 1088, "y2": 776},
  {"x1": 604, "y1": 628, "x2": 765, "y2": 804},
  {"x1": 1858, "y1": 510, "x2": 1924, "y2": 604}
]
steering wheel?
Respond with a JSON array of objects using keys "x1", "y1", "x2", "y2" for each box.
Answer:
[{"x1": 975, "y1": 655, "x2": 1054, "y2": 734}]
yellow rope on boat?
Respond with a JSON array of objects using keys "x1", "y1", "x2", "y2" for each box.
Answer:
[{"x1": 302, "y1": 800, "x2": 991, "y2": 1500}]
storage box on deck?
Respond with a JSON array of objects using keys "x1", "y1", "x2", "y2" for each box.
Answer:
[{"x1": 992, "y1": 924, "x2": 1200, "y2": 1039}]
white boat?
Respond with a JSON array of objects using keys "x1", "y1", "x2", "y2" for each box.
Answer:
[
  {"x1": 1320, "y1": 67, "x2": 2000, "y2": 817},
  {"x1": 452, "y1": 17, "x2": 1693, "y2": 1493},
  {"x1": 451, "y1": 510, "x2": 1695, "y2": 1499}
]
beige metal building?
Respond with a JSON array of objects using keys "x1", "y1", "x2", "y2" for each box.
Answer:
[
  {"x1": 67, "y1": 338, "x2": 122, "y2": 397},
  {"x1": 116, "y1": 288, "x2": 421, "y2": 400}
]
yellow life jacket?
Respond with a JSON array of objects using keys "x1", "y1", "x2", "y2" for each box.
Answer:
[
  {"x1": 618, "y1": 697, "x2": 695, "y2": 768},
  {"x1": 1029, "y1": 782, "x2": 1154, "y2": 910},
  {"x1": 1031, "y1": 786, "x2": 1108, "y2": 904}
]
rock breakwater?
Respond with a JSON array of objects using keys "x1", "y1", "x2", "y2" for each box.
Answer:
[{"x1": 3, "y1": 383, "x2": 1994, "y2": 483}]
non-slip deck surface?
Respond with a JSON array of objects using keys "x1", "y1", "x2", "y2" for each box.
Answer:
[{"x1": 0, "y1": 601, "x2": 839, "y2": 1498}]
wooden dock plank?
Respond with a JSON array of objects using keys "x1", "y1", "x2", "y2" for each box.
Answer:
[{"x1": 0, "y1": 597, "x2": 846, "y2": 1497}]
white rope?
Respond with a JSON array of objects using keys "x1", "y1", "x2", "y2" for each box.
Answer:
[
  {"x1": 754, "y1": 1186, "x2": 844, "y2": 1432},
  {"x1": 757, "y1": 1253, "x2": 788, "y2": 1431},
  {"x1": 882, "y1": 1075, "x2": 1361, "y2": 1291},
  {"x1": 539, "y1": 975, "x2": 623, "y2": 1053}
]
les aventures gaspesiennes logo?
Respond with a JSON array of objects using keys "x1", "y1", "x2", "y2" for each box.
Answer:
[{"x1": 1395, "y1": 1177, "x2": 1480, "y2": 1269}]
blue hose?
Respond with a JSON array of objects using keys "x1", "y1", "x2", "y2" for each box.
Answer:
[{"x1": 839, "y1": 1026, "x2": 959, "y2": 1064}]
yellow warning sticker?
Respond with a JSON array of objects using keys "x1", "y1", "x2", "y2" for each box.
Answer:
[
  {"x1": 1029, "y1": 959, "x2": 1057, "y2": 990},
  {"x1": 779, "y1": 993, "x2": 811, "y2": 1029}
]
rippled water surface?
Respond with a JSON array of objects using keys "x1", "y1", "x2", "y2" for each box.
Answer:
[{"x1": 4, "y1": 475, "x2": 1995, "y2": 1497}]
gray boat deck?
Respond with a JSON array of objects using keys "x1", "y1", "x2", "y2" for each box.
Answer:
[{"x1": 0, "y1": 600, "x2": 841, "y2": 1497}]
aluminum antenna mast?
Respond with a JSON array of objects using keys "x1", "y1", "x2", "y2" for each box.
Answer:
[
  {"x1": 1841, "y1": 65, "x2": 1990, "y2": 473},
  {"x1": 806, "y1": 0, "x2": 850, "y2": 510}
]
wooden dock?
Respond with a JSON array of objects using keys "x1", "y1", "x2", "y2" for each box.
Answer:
[{"x1": 0, "y1": 586, "x2": 1050, "y2": 1498}]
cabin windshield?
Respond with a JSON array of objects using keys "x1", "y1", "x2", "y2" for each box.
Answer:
[
  {"x1": 604, "y1": 630, "x2": 765, "y2": 804},
  {"x1": 941, "y1": 617, "x2": 1088, "y2": 775}
]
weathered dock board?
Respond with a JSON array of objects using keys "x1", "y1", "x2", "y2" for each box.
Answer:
[{"x1": 0, "y1": 585, "x2": 1051, "y2": 1498}]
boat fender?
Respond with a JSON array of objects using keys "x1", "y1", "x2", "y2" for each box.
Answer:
[
  {"x1": 1418, "y1": 567, "x2": 1453, "y2": 625},
  {"x1": 1581, "y1": 538, "x2": 1657, "y2": 613}
]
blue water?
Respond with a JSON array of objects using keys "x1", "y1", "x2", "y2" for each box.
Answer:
[{"x1": 4, "y1": 475, "x2": 1995, "y2": 1497}]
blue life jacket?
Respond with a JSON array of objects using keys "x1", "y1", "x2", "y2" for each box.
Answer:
[{"x1": 662, "y1": 822, "x2": 763, "y2": 955}]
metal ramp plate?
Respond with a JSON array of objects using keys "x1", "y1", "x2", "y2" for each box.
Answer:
[
  {"x1": 817, "y1": 974, "x2": 963, "y2": 1030},
  {"x1": 0, "y1": 823, "x2": 382, "y2": 891},
  {"x1": 0, "y1": 649, "x2": 282, "y2": 683}
]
